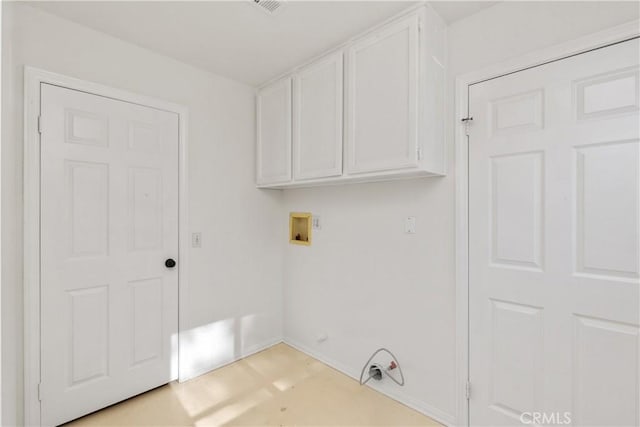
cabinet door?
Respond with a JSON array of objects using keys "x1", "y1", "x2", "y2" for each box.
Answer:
[
  {"x1": 257, "y1": 77, "x2": 292, "y2": 185},
  {"x1": 293, "y1": 52, "x2": 343, "y2": 180},
  {"x1": 346, "y1": 14, "x2": 420, "y2": 174}
]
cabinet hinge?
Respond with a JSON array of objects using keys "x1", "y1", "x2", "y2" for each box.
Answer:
[
  {"x1": 37, "y1": 115, "x2": 42, "y2": 134},
  {"x1": 465, "y1": 381, "x2": 471, "y2": 400},
  {"x1": 461, "y1": 116, "x2": 473, "y2": 136},
  {"x1": 37, "y1": 383, "x2": 42, "y2": 401},
  {"x1": 417, "y1": 146, "x2": 423, "y2": 160}
]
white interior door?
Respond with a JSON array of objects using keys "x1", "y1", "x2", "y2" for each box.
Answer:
[
  {"x1": 469, "y1": 38, "x2": 639, "y2": 426},
  {"x1": 40, "y1": 84, "x2": 179, "y2": 426}
]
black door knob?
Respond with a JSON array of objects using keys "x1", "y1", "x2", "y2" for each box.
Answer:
[{"x1": 165, "y1": 258, "x2": 176, "y2": 268}]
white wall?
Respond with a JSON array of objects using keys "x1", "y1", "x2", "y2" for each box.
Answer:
[
  {"x1": 449, "y1": 1, "x2": 640, "y2": 76},
  {"x1": 1, "y1": 4, "x2": 284, "y2": 425},
  {"x1": 282, "y1": 1, "x2": 639, "y2": 424}
]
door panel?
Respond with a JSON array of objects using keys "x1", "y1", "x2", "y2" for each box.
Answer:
[
  {"x1": 67, "y1": 160, "x2": 109, "y2": 256},
  {"x1": 68, "y1": 285, "x2": 110, "y2": 385},
  {"x1": 40, "y1": 84, "x2": 179, "y2": 426},
  {"x1": 490, "y1": 152, "x2": 544, "y2": 270},
  {"x1": 575, "y1": 140, "x2": 638, "y2": 278},
  {"x1": 130, "y1": 278, "x2": 164, "y2": 366},
  {"x1": 575, "y1": 67, "x2": 639, "y2": 120},
  {"x1": 469, "y1": 38, "x2": 639, "y2": 426},
  {"x1": 129, "y1": 167, "x2": 163, "y2": 251},
  {"x1": 488, "y1": 300, "x2": 543, "y2": 419},
  {"x1": 573, "y1": 315, "x2": 639, "y2": 427}
]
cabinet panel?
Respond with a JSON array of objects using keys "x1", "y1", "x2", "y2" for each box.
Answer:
[
  {"x1": 346, "y1": 14, "x2": 420, "y2": 174},
  {"x1": 293, "y1": 52, "x2": 343, "y2": 180},
  {"x1": 257, "y1": 78, "x2": 292, "y2": 185}
]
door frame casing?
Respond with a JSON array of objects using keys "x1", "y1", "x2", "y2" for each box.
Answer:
[
  {"x1": 454, "y1": 21, "x2": 640, "y2": 427},
  {"x1": 23, "y1": 67, "x2": 189, "y2": 426}
]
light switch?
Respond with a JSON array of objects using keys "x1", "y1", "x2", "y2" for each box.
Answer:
[
  {"x1": 312, "y1": 216, "x2": 321, "y2": 230},
  {"x1": 405, "y1": 217, "x2": 416, "y2": 234},
  {"x1": 192, "y1": 232, "x2": 202, "y2": 248}
]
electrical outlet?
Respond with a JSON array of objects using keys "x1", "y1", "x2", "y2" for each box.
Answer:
[
  {"x1": 405, "y1": 217, "x2": 416, "y2": 234},
  {"x1": 192, "y1": 232, "x2": 202, "y2": 248}
]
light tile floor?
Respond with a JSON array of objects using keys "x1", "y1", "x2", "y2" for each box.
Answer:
[{"x1": 65, "y1": 343, "x2": 441, "y2": 427}]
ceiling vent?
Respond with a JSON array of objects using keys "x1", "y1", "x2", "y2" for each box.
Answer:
[{"x1": 253, "y1": 0, "x2": 284, "y2": 15}]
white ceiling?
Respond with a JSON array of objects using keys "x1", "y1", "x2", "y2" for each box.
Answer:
[
  {"x1": 28, "y1": 1, "x2": 498, "y2": 86},
  {"x1": 431, "y1": 1, "x2": 498, "y2": 23}
]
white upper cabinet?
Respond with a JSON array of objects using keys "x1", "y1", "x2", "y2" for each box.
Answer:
[
  {"x1": 256, "y1": 6, "x2": 446, "y2": 188},
  {"x1": 345, "y1": 14, "x2": 420, "y2": 174},
  {"x1": 256, "y1": 77, "x2": 292, "y2": 185},
  {"x1": 293, "y1": 52, "x2": 344, "y2": 180}
]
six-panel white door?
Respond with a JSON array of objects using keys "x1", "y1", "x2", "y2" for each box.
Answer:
[
  {"x1": 345, "y1": 14, "x2": 420, "y2": 174},
  {"x1": 293, "y1": 51, "x2": 343, "y2": 180},
  {"x1": 40, "y1": 84, "x2": 179, "y2": 426},
  {"x1": 469, "y1": 39, "x2": 639, "y2": 426},
  {"x1": 257, "y1": 77, "x2": 292, "y2": 185}
]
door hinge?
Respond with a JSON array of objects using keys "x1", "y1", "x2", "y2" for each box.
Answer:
[
  {"x1": 37, "y1": 383, "x2": 42, "y2": 401},
  {"x1": 465, "y1": 381, "x2": 471, "y2": 400},
  {"x1": 417, "y1": 146, "x2": 423, "y2": 160},
  {"x1": 37, "y1": 115, "x2": 42, "y2": 134},
  {"x1": 461, "y1": 116, "x2": 473, "y2": 136}
]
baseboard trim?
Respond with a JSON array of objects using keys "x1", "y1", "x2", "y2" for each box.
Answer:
[{"x1": 283, "y1": 337, "x2": 455, "y2": 426}]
